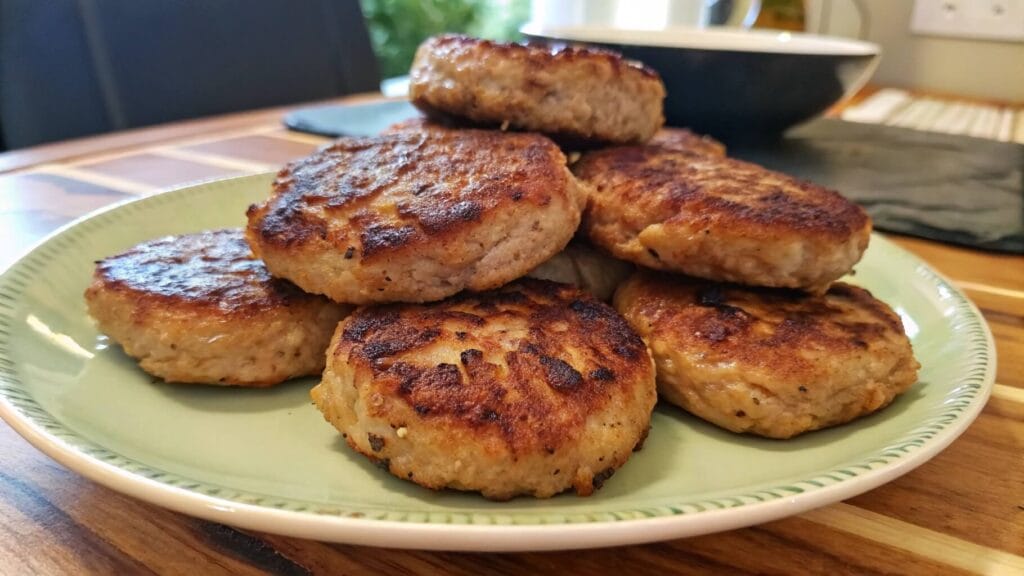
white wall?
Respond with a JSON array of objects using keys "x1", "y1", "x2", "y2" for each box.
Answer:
[
  {"x1": 815, "y1": 0, "x2": 1024, "y2": 101},
  {"x1": 527, "y1": 0, "x2": 1023, "y2": 101}
]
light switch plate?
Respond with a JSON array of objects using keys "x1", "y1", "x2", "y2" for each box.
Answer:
[{"x1": 911, "y1": 0, "x2": 1024, "y2": 41}]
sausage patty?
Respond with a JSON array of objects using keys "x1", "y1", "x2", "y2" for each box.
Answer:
[
  {"x1": 648, "y1": 127, "x2": 726, "y2": 157},
  {"x1": 311, "y1": 279, "x2": 657, "y2": 499},
  {"x1": 409, "y1": 34, "x2": 666, "y2": 145},
  {"x1": 84, "y1": 229, "x2": 350, "y2": 386},
  {"x1": 246, "y1": 129, "x2": 584, "y2": 304},
  {"x1": 575, "y1": 144, "x2": 871, "y2": 293},
  {"x1": 614, "y1": 271, "x2": 919, "y2": 439}
]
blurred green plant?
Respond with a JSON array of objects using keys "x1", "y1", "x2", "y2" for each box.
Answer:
[{"x1": 361, "y1": 0, "x2": 530, "y2": 80}]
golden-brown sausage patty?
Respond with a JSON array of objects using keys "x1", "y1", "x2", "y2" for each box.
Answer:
[
  {"x1": 575, "y1": 144, "x2": 871, "y2": 293},
  {"x1": 311, "y1": 279, "x2": 657, "y2": 499},
  {"x1": 649, "y1": 127, "x2": 726, "y2": 157},
  {"x1": 614, "y1": 271, "x2": 919, "y2": 439},
  {"x1": 380, "y1": 115, "x2": 464, "y2": 135},
  {"x1": 246, "y1": 129, "x2": 584, "y2": 304},
  {"x1": 84, "y1": 229, "x2": 350, "y2": 386},
  {"x1": 409, "y1": 34, "x2": 666, "y2": 145}
]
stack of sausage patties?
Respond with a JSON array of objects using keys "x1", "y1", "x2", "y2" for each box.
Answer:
[{"x1": 86, "y1": 35, "x2": 918, "y2": 502}]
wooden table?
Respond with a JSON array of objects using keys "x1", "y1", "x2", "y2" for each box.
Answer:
[{"x1": 1, "y1": 93, "x2": 1022, "y2": 575}]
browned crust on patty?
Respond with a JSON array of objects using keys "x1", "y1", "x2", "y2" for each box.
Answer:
[
  {"x1": 574, "y1": 143, "x2": 871, "y2": 291},
  {"x1": 332, "y1": 279, "x2": 653, "y2": 456},
  {"x1": 619, "y1": 274, "x2": 905, "y2": 364},
  {"x1": 614, "y1": 271, "x2": 920, "y2": 438},
  {"x1": 576, "y1": 147, "x2": 867, "y2": 242},
  {"x1": 420, "y1": 34, "x2": 661, "y2": 79},
  {"x1": 246, "y1": 128, "x2": 583, "y2": 304},
  {"x1": 649, "y1": 128, "x2": 727, "y2": 157},
  {"x1": 247, "y1": 129, "x2": 570, "y2": 260},
  {"x1": 87, "y1": 229, "x2": 316, "y2": 316},
  {"x1": 84, "y1": 229, "x2": 349, "y2": 387},
  {"x1": 380, "y1": 115, "x2": 469, "y2": 135},
  {"x1": 409, "y1": 34, "x2": 666, "y2": 145}
]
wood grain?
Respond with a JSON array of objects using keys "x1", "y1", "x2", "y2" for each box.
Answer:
[
  {"x1": 0, "y1": 90, "x2": 1021, "y2": 575},
  {"x1": 886, "y1": 235, "x2": 1024, "y2": 294},
  {"x1": 0, "y1": 92, "x2": 383, "y2": 175},
  {"x1": 257, "y1": 519, "x2": 983, "y2": 576},
  {"x1": 993, "y1": 384, "x2": 1024, "y2": 405},
  {"x1": 846, "y1": 398, "x2": 1024, "y2": 555},
  {"x1": 80, "y1": 153, "x2": 245, "y2": 188},
  {"x1": 989, "y1": 316, "x2": 1024, "y2": 388},
  {"x1": 182, "y1": 135, "x2": 319, "y2": 166},
  {"x1": 0, "y1": 426, "x2": 293, "y2": 575},
  {"x1": 153, "y1": 148, "x2": 277, "y2": 173},
  {"x1": 0, "y1": 173, "x2": 132, "y2": 269},
  {"x1": 800, "y1": 505, "x2": 1024, "y2": 576},
  {"x1": 2, "y1": 412, "x2": 1008, "y2": 575}
]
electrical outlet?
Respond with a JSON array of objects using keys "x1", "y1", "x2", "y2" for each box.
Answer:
[{"x1": 911, "y1": 0, "x2": 1024, "y2": 41}]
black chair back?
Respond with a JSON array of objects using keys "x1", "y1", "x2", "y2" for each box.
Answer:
[{"x1": 0, "y1": 0, "x2": 379, "y2": 150}]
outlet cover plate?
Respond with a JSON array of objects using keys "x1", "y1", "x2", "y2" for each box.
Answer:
[{"x1": 911, "y1": 0, "x2": 1024, "y2": 41}]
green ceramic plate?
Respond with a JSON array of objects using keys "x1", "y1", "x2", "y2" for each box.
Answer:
[{"x1": 0, "y1": 173, "x2": 995, "y2": 551}]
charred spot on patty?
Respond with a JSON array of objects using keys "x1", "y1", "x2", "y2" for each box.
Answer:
[
  {"x1": 591, "y1": 467, "x2": 616, "y2": 490},
  {"x1": 368, "y1": 433, "x2": 385, "y2": 452},
  {"x1": 360, "y1": 224, "x2": 418, "y2": 257},
  {"x1": 539, "y1": 355, "x2": 584, "y2": 392}
]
